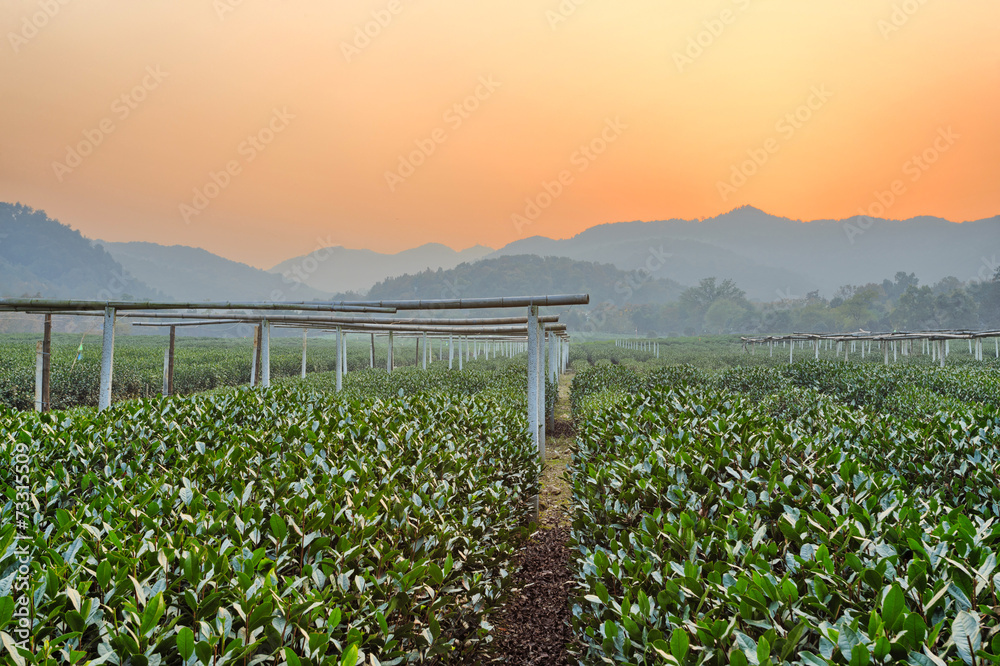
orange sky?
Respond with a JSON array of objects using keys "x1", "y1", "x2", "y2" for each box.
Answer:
[{"x1": 2, "y1": 0, "x2": 998, "y2": 268}]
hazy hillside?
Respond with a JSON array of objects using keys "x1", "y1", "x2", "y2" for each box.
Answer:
[
  {"x1": 272, "y1": 243, "x2": 494, "y2": 294},
  {"x1": 493, "y1": 207, "x2": 1000, "y2": 301},
  {"x1": 102, "y1": 241, "x2": 331, "y2": 303},
  {"x1": 365, "y1": 255, "x2": 685, "y2": 304},
  {"x1": 0, "y1": 203, "x2": 158, "y2": 300}
]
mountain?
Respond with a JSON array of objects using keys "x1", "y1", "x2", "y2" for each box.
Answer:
[
  {"x1": 365, "y1": 255, "x2": 685, "y2": 305},
  {"x1": 491, "y1": 207, "x2": 1000, "y2": 301},
  {"x1": 0, "y1": 203, "x2": 159, "y2": 300},
  {"x1": 271, "y1": 243, "x2": 494, "y2": 294},
  {"x1": 101, "y1": 241, "x2": 330, "y2": 303}
]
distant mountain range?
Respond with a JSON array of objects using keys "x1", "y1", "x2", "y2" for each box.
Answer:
[
  {"x1": 1, "y1": 201, "x2": 997, "y2": 308},
  {"x1": 270, "y1": 243, "x2": 494, "y2": 294},
  {"x1": 0, "y1": 203, "x2": 159, "y2": 300},
  {"x1": 99, "y1": 241, "x2": 329, "y2": 303},
  {"x1": 365, "y1": 255, "x2": 685, "y2": 304},
  {"x1": 492, "y1": 206, "x2": 1000, "y2": 300}
]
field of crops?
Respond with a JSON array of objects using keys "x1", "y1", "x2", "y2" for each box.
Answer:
[
  {"x1": 0, "y1": 364, "x2": 542, "y2": 664},
  {"x1": 569, "y1": 359, "x2": 1000, "y2": 665},
  {"x1": 0, "y1": 333, "x2": 478, "y2": 411}
]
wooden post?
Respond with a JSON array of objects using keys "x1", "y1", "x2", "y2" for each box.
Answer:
[
  {"x1": 422, "y1": 332, "x2": 428, "y2": 370},
  {"x1": 163, "y1": 325, "x2": 176, "y2": 396},
  {"x1": 261, "y1": 320, "x2": 271, "y2": 388},
  {"x1": 98, "y1": 306, "x2": 116, "y2": 411},
  {"x1": 301, "y1": 329, "x2": 308, "y2": 379},
  {"x1": 449, "y1": 335, "x2": 454, "y2": 369},
  {"x1": 370, "y1": 333, "x2": 375, "y2": 368},
  {"x1": 41, "y1": 314, "x2": 51, "y2": 412},
  {"x1": 415, "y1": 335, "x2": 420, "y2": 368},
  {"x1": 387, "y1": 331, "x2": 394, "y2": 373}
]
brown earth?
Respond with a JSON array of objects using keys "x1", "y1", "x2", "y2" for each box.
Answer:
[{"x1": 466, "y1": 374, "x2": 576, "y2": 665}]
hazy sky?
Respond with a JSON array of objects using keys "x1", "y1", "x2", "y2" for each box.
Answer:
[{"x1": 2, "y1": 1, "x2": 998, "y2": 268}]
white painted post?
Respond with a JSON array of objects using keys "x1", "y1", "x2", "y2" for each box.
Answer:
[
  {"x1": 336, "y1": 327, "x2": 343, "y2": 392},
  {"x1": 261, "y1": 320, "x2": 271, "y2": 388},
  {"x1": 458, "y1": 336, "x2": 464, "y2": 371},
  {"x1": 250, "y1": 327, "x2": 259, "y2": 385},
  {"x1": 342, "y1": 330, "x2": 348, "y2": 377},
  {"x1": 449, "y1": 335, "x2": 454, "y2": 369},
  {"x1": 99, "y1": 306, "x2": 116, "y2": 411},
  {"x1": 422, "y1": 332, "x2": 428, "y2": 370},
  {"x1": 387, "y1": 332, "x2": 394, "y2": 373},
  {"x1": 370, "y1": 334, "x2": 375, "y2": 368},
  {"x1": 34, "y1": 341, "x2": 44, "y2": 412},
  {"x1": 537, "y1": 320, "x2": 546, "y2": 457},
  {"x1": 162, "y1": 344, "x2": 170, "y2": 396},
  {"x1": 527, "y1": 306, "x2": 540, "y2": 522},
  {"x1": 789, "y1": 340, "x2": 794, "y2": 364},
  {"x1": 301, "y1": 329, "x2": 308, "y2": 379}
]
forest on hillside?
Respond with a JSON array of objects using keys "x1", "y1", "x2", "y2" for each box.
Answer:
[{"x1": 562, "y1": 270, "x2": 1000, "y2": 336}]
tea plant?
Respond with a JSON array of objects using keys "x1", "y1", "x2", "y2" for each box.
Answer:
[{"x1": 1, "y1": 381, "x2": 537, "y2": 664}]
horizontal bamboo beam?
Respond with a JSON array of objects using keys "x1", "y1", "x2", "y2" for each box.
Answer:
[{"x1": 0, "y1": 299, "x2": 396, "y2": 314}]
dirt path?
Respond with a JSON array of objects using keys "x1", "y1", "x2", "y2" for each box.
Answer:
[{"x1": 473, "y1": 374, "x2": 575, "y2": 665}]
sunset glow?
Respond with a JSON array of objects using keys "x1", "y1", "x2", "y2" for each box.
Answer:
[{"x1": 2, "y1": 0, "x2": 998, "y2": 267}]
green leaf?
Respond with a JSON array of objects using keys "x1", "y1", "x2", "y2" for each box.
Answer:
[
  {"x1": 838, "y1": 625, "x2": 862, "y2": 659},
  {"x1": 882, "y1": 584, "x2": 905, "y2": 630},
  {"x1": 195, "y1": 641, "x2": 213, "y2": 665},
  {"x1": 177, "y1": 627, "x2": 195, "y2": 661},
  {"x1": 270, "y1": 514, "x2": 288, "y2": 542},
  {"x1": 952, "y1": 611, "x2": 981, "y2": 665},
  {"x1": 1, "y1": 632, "x2": 26, "y2": 666},
  {"x1": 285, "y1": 647, "x2": 303, "y2": 666},
  {"x1": 671, "y1": 627, "x2": 689, "y2": 661},
  {"x1": 849, "y1": 644, "x2": 870, "y2": 666},
  {"x1": 729, "y1": 649, "x2": 749, "y2": 666},
  {"x1": 139, "y1": 592, "x2": 165, "y2": 638},
  {"x1": 341, "y1": 644, "x2": 359, "y2": 666},
  {"x1": 757, "y1": 636, "x2": 770, "y2": 665}
]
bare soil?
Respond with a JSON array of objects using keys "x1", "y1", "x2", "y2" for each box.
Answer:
[{"x1": 467, "y1": 375, "x2": 575, "y2": 665}]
